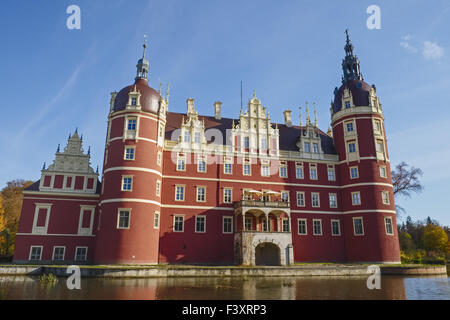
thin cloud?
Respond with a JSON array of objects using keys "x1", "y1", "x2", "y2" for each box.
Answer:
[
  {"x1": 400, "y1": 34, "x2": 417, "y2": 53},
  {"x1": 423, "y1": 41, "x2": 444, "y2": 60}
]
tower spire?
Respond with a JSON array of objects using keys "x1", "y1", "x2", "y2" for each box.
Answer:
[
  {"x1": 136, "y1": 35, "x2": 150, "y2": 81},
  {"x1": 341, "y1": 29, "x2": 362, "y2": 84}
]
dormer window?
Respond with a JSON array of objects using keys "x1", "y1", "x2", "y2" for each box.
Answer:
[
  {"x1": 304, "y1": 142, "x2": 310, "y2": 153},
  {"x1": 184, "y1": 131, "x2": 191, "y2": 143},
  {"x1": 131, "y1": 97, "x2": 137, "y2": 106},
  {"x1": 313, "y1": 143, "x2": 319, "y2": 154},
  {"x1": 345, "y1": 101, "x2": 351, "y2": 109},
  {"x1": 194, "y1": 132, "x2": 201, "y2": 143},
  {"x1": 243, "y1": 136, "x2": 250, "y2": 149}
]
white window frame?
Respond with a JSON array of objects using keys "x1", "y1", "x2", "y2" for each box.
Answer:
[
  {"x1": 32, "y1": 203, "x2": 52, "y2": 235},
  {"x1": 379, "y1": 165, "x2": 387, "y2": 178},
  {"x1": 297, "y1": 218, "x2": 307, "y2": 235},
  {"x1": 351, "y1": 191, "x2": 361, "y2": 206},
  {"x1": 329, "y1": 193, "x2": 337, "y2": 208},
  {"x1": 245, "y1": 216, "x2": 253, "y2": 231},
  {"x1": 281, "y1": 191, "x2": 289, "y2": 202},
  {"x1": 157, "y1": 151, "x2": 162, "y2": 166},
  {"x1": 282, "y1": 218, "x2": 290, "y2": 232},
  {"x1": 173, "y1": 215, "x2": 185, "y2": 232},
  {"x1": 350, "y1": 166, "x2": 359, "y2": 179},
  {"x1": 74, "y1": 246, "x2": 88, "y2": 262},
  {"x1": 117, "y1": 208, "x2": 131, "y2": 229},
  {"x1": 382, "y1": 191, "x2": 390, "y2": 205},
  {"x1": 176, "y1": 153, "x2": 186, "y2": 172},
  {"x1": 195, "y1": 215, "x2": 206, "y2": 233},
  {"x1": 222, "y1": 216, "x2": 233, "y2": 234},
  {"x1": 309, "y1": 164, "x2": 318, "y2": 180},
  {"x1": 311, "y1": 192, "x2": 320, "y2": 208},
  {"x1": 313, "y1": 219, "x2": 322, "y2": 236},
  {"x1": 243, "y1": 159, "x2": 251, "y2": 176},
  {"x1": 223, "y1": 188, "x2": 233, "y2": 204},
  {"x1": 156, "y1": 180, "x2": 161, "y2": 197},
  {"x1": 296, "y1": 192, "x2": 305, "y2": 207},
  {"x1": 327, "y1": 166, "x2": 336, "y2": 181},
  {"x1": 52, "y1": 246, "x2": 66, "y2": 261},
  {"x1": 29, "y1": 246, "x2": 43, "y2": 261},
  {"x1": 196, "y1": 186, "x2": 206, "y2": 203},
  {"x1": 121, "y1": 175, "x2": 133, "y2": 191},
  {"x1": 124, "y1": 146, "x2": 136, "y2": 160},
  {"x1": 295, "y1": 162, "x2": 304, "y2": 179},
  {"x1": 353, "y1": 217, "x2": 364, "y2": 236},
  {"x1": 384, "y1": 216, "x2": 394, "y2": 236},
  {"x1": 154, "y1": 211, "x2": 160, "y2": 229},
  {"x1": 197, "y1": 155, "x2": 207, "y2": 173},
  {"x1": 78, "y1": 205, "x2": 95, "y2": 236},
  {"x1": 175, "y1": 185, "x2": 185, "y2": 202},
  {"x1": 331, "y1": 219, "x2": 341, "y2": 236}
]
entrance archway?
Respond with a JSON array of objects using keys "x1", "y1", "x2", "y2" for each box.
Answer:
[{"x1": 255, "y1": 242, "x2": 280, "y2": 266}]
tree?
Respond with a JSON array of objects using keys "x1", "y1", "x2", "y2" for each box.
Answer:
[
  {"x1": 392, "y1": 162, "x2": 423, "y2": 197},
  {"x1": 0, "y1": 197, "x2": 6, "y2": 255},
  {"x1": 0, "y1": 179, "x2": 33, "y2": 255},
  {"x1": 422, "y1": 224, "x2": 448, "y2": 255}
]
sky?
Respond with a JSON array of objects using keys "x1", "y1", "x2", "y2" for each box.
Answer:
[{"x1": 0, "y1": 0, "x2": 449, "y2": 225}]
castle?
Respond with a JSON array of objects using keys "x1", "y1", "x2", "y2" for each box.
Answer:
[{"x1": 13, "y1": 32, "x2": 401, "y2": 265}]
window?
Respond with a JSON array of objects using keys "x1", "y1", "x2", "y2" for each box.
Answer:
[
  {"x1": 345, "y1": 101, "x2": 351, "y2": 109},
  {"x1": 376, "y1": 140, "x2": 384, "y2": 153},
  {"x1": 121, "y1": 176, "x2": 133, "y2": 191},
  {"x1": 304, "y1": 142, "x2": 310, "y2": 153},
  {"x1": 184, "y1": 131, "x2": 191, "y2": 142},
  {"x1": 311, "y1": 193, "x2": 320, "y2": 207},
  {"x1": 127, "y1": 119, "x2": 137, "y2": 131},
  {"x1": 353, "y1": 217, "x2": 364, "y2": 236},
  {"x1": 296, "y1": 192, "x2": 305, "y2": 207},
  {"x1": 281, "y1": 191, "x2": 289, "y2": 202},
  {"x1": 224, "y1": 163, "x2": 232, "y2": 174},
  {"x1": 157, "y1": 151, "x2": 162, "y2": 166},
  {"x1": 279, "y1": 163, "x2": 288, "y2": 178},
  {"x1": 196, "y1": 186, "x2": 206, "y2": 202},
  {"x1": 154, "y1": 211, "x2": 160, "y2": 229},
  {"x1": 352, "y1": 192, "x2": 361, "y2": 205},
  {"x1": 52, "y1": 247, "x2": 65, "y2": 261},
  {"x1": 331, "y1": 220, "x2": 341, "y2": 236},
  {"x1": 195, "y1": 216, "x2": 206, "y2": 233},
  {"x1": 329, "y1": 193, "x2": 337, "y2": 208},
  {"x1": 197, "y1": 156, "x2": 206, "y2": 172},
  {"x1": 245, "y1": 217, "x2": 253, "y2": 231},
  {"x1": 379, "y1": 166, "x2": 387, "y2": 178},
  {"x1": 243, "y1": 160, "x2": 251, "y2": 176},
  {"x1": 32, "y1": 205, "x2": 51, "y2": 234},
  {"x1": 309, "y1": 164, "x2": 318, "y2": 180},
  {"x1": 296, "y1": 163, "x2": 304, "y2": 179},
  {"x1": 173, "y1": 215, "x2": 184, "y2": 232},
  {"x1": 194, "y1": 132, "x2": 201, "y2": 143},
  {"x1": 313, "y1": 219, "x2": 322, "y2": 235},
  {"x1": 261, "y1": 165, "x2": 270, "y2": 177},
  {"x1": 124, "y1": 147, "x2": 135, "y2": 160},
  {"x1": 75, "y1": 247, "x2": 88, "y2": 261},
  {"x1": 175, "y1": 185, "x2": 185, "y2": 201},
  {"x1": 346, "y1": 122, "x2": 354, "y2": 132},
  {"x1": 261, "y1": 138, "x2": 267, "y2": 150},
  {"x1": 350, "y1": 166, "x2": 359, "y2": 179},
  {"x1": 348, "y1": 142, "x2": 356, "y2": 153},
  {"x1": 298, "y1": 219, "x2": 307, "y2": 235},
  {"x1": 29, "y1": 246, "x2": 42, "y2": 261},
  {"x1": 312, "y1": 143, "x2": 319, "y2": 154},
  {"x1": 176, "y1": 154, "x2": 186, "y2": 171},
  {"x1": 382, "y1": 191, "x2": 390, "y2": 205},
  {"x1": 223, "y1": 216, "x2": 233, "y2": 234},
  {"x1": 243, "y1": 136, "x2": 250, "y2": 148},
  {"x1": 373, "y1": 120, "x2": 382, "y2": 134},
  {"x1": 385, "y1": 217, "x2": 394, "y2": 235},
  {"x1": 282, "y1": 219, "x2": 290, "y2": 232},
  {"x1": 117, "y1": 210, "x2": 130, "y2": 229},
  {"x1": 224, "y1": 188, "x2": 232, "y2": 204},
  {"x1": 327, "y1": 166, "x2": 336, "y2": 181},
  {"x1": 262, "y1": 218, "x2": 268, "y2": 231},
  {"x1": 131, "y1": 97, "x2": 137, "y2": 106},
  {"x1": 156, "y1": 180, "x2": 161, "y2": 197}
]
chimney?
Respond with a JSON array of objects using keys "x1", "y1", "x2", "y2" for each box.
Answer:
[
  {"x1": 283, "y1": 110, "x2": 292, "y2": 127},
  {"x1": 214, "y1": 101, "x2": 222, "y2": 120}
]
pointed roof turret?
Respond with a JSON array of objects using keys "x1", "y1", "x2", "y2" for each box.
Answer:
[{"x1": 341, "y1": 29, "x2": 363, "y2": 84}]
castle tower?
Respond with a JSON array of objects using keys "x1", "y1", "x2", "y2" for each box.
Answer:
[
  {"x1": 330, "y1": 31, "x2": 400, "y2": 263},
  {"x1": 94, "y1": 41, "x2": 167, "y2": 264}
]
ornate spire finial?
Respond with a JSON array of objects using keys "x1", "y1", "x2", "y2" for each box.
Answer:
[
  {"x1": 143, "y1": 34, "x2": 148, "y2": 59},
  {"x1": 305, "y1": 101, "x2": 310, "y2": 124},
  {"x1": 75, "y1": 127, "x2": 78, "y2": 134},
  {"x1": 299, "y1": 106, "x2": 302, "y2": 126},
  {"x1": 253, "y1": 89, "x2": 256, "y2": 98},
  {"x1": 57, "y1": 144, "x2": 60, "y2": 153},
  {"x1": 313, "y1": 102, "x2": 318, "y2": 127},
  {"x1": 96, "y1": 165, "x2": 99, "y2": 174},
  {"x1": 327, "y1": 126, "x2": 333, "y2": 137},
  {"x1": 341, "y1": 29, "x2": 362, "y2": 84},
  {"x1": 42, "y1": 162, "x2": 46, "y2": 170},
  {"x1": 136, "y1": 34, "x2": 150, "y2": 81},
  {"x1": 158, "y1": 82, "x2": 162, "y2": 95},
  {"x1": 166, "y1": 83, "x2": 170, "y2": 104},
  {"x1": 68, "y1": 133, "x2": 71, "y2": 140},
  {"x1": 87, "y1": 146, "x2": 91, "y2": 155}
]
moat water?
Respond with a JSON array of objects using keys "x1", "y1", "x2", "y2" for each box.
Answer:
[{"x1": 0, "y1": 274, "x2": 449, "y2": 300}]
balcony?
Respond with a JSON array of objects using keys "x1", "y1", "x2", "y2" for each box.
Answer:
[{"x1": 234, "y1": 200, "x2": 290, "y2": 209}]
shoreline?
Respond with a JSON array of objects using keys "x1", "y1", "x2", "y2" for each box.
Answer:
[{"x1": 0, "y1": 263, "x2": 447, "y2": 278}]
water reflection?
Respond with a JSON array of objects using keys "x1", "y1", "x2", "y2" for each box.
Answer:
[{"x1": 0, "y1": 275, "x2": 448, "y2": 300}]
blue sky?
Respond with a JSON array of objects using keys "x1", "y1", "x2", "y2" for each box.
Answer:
[{"x1": 1, "y1": 0, "x2": 449, "y2": 225}]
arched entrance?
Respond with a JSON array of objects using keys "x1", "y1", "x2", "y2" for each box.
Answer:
[{"x1": 255, "y1": 242, "x2": 280, "y2": 266}]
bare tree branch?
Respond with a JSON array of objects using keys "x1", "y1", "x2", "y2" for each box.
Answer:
[{"x1": 392, "y1": 162, "x2": 424, "y2": 198}]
